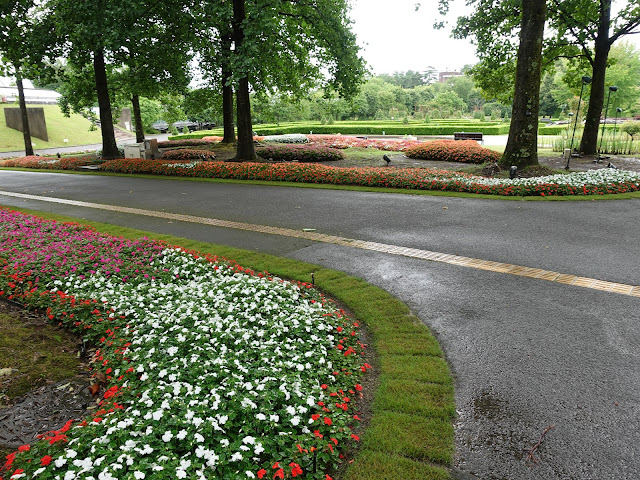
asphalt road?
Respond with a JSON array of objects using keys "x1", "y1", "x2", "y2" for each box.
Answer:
[{"x1": 0, "y1": 171, "x2": 638, "y2": 479}]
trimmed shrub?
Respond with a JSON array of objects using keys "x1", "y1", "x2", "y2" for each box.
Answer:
[
  {"x1": 162, "y1": 149, "x2": 216, "y2": 160},
  {"x1": 256, "y1": 144, "x2": 344, "y2": 162},
  {"x1": 157, "y1": 139, "x2": 215, "y2": 148},
  {"x1": 622, "y1": 121, "x2": 640, "y2": 139},
  {"x1": 405, "y1": 140, "x2": 501, "y2": 164}
]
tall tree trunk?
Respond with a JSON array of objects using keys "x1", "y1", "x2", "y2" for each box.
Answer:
[
  {"x1": 578, "y1": 1, "x2": 611, "y2": 155},
  {"x1": 15, "y1": 69, "x2": 34, "y2": 156},
  {"x1": 501, "y1": 0, "x2": 546, "y2": 168},
  {"x1": 221, "y1": 33, "x2": 236, "y2": 144},
  {"x1": 131, "y1": 94, "x2": 145, "y2": 143},
  {"x1": 232, "y1": 0, "x2": 256, "y2": 161},
  {"x1": 93, "y1": 48, "x2": 120, "y2": 159}
]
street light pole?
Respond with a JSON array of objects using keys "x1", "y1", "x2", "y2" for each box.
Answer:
[
  {"x1": 566, "y1": 75, "x2": 592, "y2": 170},
  {"x1": 597, "y1": 85, "x2": 618, "y2": 162}
]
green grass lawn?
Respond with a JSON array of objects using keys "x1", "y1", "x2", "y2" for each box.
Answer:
[{"x1": 0, "y1": 104, "x2": 102, "y2": 152}]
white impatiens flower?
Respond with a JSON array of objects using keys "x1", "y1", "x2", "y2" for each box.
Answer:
[
  {"x1": 176, "y1": 429, "x2": 188, "y2": 440},
  {"x1": 230, "y1": 452, "x2": 243, "y2": 462},
  {"x1": 162, "y1": 431, "x2": 174, "y2": 442}
]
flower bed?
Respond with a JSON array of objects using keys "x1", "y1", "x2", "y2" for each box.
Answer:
[
  {"x1": 162, "y1": 149, "x2": 216, "y2": 161},
  {"x1": 157, "y1": 139, "x2": 216, "y2": 148},
  {"x1": 256, "y1": 145, "x2": 344, "y2": 163},
  {"x1": 404, "y1": 140, "x2": 501, "y2": 164},
  {"x1": 307, "y1": 135, "x2": 419, "y2": 152},
  {"x1": 0, "y1": 156, "x2": 99, "y2": 170},
  {"x1": 95, "y1": 159, "x2": 640, "y2": 196},
  {"x1": 0, "y1": 208, "x2": 367, "y2": 480},
  {"x1": 262, "y1": 134, "x2": 309, "y2": 144}
]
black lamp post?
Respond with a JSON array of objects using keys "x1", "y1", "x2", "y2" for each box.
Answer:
[
  {"x1": 597, "y1": 85, "x2": 618, "y2": 161},
  {"x1": 567, "y1": 75, "x2": 592, "y2": 169}
]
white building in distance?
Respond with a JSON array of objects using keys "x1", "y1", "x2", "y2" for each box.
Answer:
[{"x1": 0, "y1": 77, "x2": 61, "y2": 104}]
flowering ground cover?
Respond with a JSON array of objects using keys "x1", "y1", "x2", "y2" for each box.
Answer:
[
  {"x1": 94, "y1": 159, "x2": 640, "y2": 197},
  {"x1": 0, "y1": 157, "x2": 100, "y2": 170},
  {"x1": 0, "y1": 209, "x2": 368, "y2": 480},
  {"x1": 262, "y1": 134, "x2": 309, "y2": 144},
  {"x1": 306, "y1": 135, "x2": 419, "y2": 152},
  {"x1": 404, "y1": 140, "x2": 501, "y2": 164}
]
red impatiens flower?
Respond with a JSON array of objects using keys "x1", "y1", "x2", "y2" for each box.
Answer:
[
  {"x1": 273, "y1": 468, "x2": 284, "y2": 479},
  {"x1": 289, "y1": 462, "x2": 303, "y2": 477},
  {"x1": 17, "y1": 445, "x2": 30, "y2": 452},
  {"x1": 351, "y1": 434, "x2": 360, "y2": 441},
  {"x1": 40, "y1": 455, "x2": 53, "y2": 466},
  {"x1": 257, "y1": 469, "x2": 267, "y2": 479},
  {"x1": 324, "y1": 417, "x2": 332, "y2": 426}
]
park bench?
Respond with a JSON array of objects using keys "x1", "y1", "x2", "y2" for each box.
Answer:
[{"x1": 454, "y1": 132, "x2": 483, "y2": 143}]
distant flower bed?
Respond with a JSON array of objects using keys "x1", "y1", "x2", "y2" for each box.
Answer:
[
  {"x1": 307, "y1": 135, "x2": 419, "y2": 152},
  {"x1": 262, "y1": 134, "x2": 309, "y2": 144},
  {"x1": 0, "y1": 156, "x2": 99, "y2": 170},
  {"x1": 0, "y1": 208, "x2": 366, "y2": 480},
  {"x1": 405, "y1": 140, "x2": 501, "y2": 164},
  {"x1": 157, "y1": 139, "x2": 215, "y2": 148},
  {"x1": 201, "y1": 136, "x2": 224, "y2": 142},
  {"x1": 162, "y1": 149, "x2": 216, "y2": 160},
  {"x1": 97, "y1": 159, "x2": 640, "y2": 196},
  {"x1": 257, "y1": 144, "x2": 344, "y2": 162}
]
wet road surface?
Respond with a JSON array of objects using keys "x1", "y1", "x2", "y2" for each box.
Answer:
[{"x1": 0, "y1": 171, "x2": 638, "y2": 479}]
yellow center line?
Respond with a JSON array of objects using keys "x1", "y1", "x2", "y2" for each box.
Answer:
[{"x1": 1, "y1": 190, "x2": 638, "y2": 297}]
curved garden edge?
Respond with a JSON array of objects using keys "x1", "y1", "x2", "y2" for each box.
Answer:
[
  {"x1": 2, "y1": 167, "x2": 640, "y2": 202},
  {"x1": 0, "y1": 206, "x2": 456, "y2": 480}
]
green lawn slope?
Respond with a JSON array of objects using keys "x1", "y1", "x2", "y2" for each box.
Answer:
[{"x1": 0, "y1": 104, "x2": 102, "y2": 152}]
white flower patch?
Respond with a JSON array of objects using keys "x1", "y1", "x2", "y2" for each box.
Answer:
[
  {"x1": 262, "y1": 134, "x2": 309, "y2": 144},
  {"x1": 165, "y1": 161, "x2": 202, "y2": 168},
  {"x1": 25, "y1": 247, "x2": 362, "y2": 479}
]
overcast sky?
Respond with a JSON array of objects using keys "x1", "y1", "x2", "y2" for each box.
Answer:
[{"x1": 348, "y1": 0, "x2": 640, "y2": 76}]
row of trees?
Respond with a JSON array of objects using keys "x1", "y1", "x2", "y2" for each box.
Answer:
[
  {"x1": 247, "y1": 40, "x2": 639, "y2": 125},
  {"x1": 1, "y1": 0, "x2": 366, "y2": 161},
  {"x1": 439, "y1": 0, "x2": 640, "y2": 167}
]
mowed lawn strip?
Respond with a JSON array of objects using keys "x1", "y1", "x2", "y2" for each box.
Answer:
[{"x1": 1, "y1": 206, "x2": 455, "y2": 479}]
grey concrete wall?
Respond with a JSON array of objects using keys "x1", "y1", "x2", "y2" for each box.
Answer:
[
  {"x1": 118, "y1": 108, "x2": 132, "y2": 131},
  {"x1": 4, "y1": 107, "x2": 49, "y2": 142}
]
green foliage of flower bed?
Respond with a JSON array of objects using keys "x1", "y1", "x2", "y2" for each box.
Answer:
[
  {"x1": 404, "y1": 140, "x2": 501, "y2": 164},
  {"x1": 157, "y1": 139, "x2": 216, "y2": 148},
  {"x1": 256, "y1": 144, "x2": 344, "y2": 162},
  {"x1": 161, "y1": 149, "x2": 216, "y2": 160}
]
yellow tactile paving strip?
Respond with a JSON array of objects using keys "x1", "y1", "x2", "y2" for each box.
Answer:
[{"x1": 1, "y1": 190, "x2": 638, "y2": 297}]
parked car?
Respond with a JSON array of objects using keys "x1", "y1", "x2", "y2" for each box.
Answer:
[{"x1": 151, "y1": 121, "x2": 169, "y2": 133}]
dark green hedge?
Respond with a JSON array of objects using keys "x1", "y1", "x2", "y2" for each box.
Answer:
[{"x1": 253, "y1": 125, "x2": 512, "y2": 135}]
